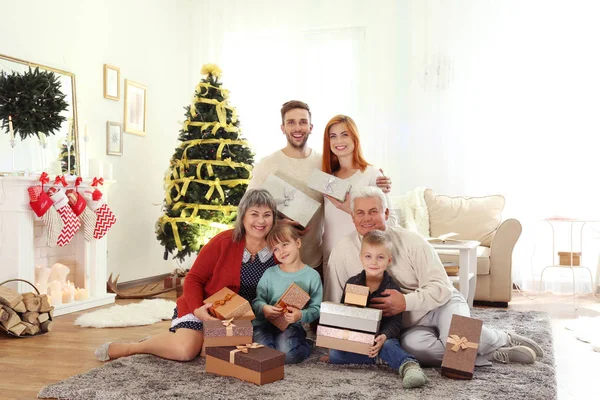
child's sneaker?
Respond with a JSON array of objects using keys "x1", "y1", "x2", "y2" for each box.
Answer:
[{"x1": 399, "y1": 361, "x2": 428, "y2": 389}]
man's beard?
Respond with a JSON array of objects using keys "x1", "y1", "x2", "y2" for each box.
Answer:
[{"x1": 286, "y1": 131, "x2": 310, "y2": 149}]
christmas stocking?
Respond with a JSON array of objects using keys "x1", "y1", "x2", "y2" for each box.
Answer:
[
  {"x1": 66, "y1": 178, "x2": 96, "y2": 242},
  {"x1": 48, "y1": 177, "x2": 81, "y2": 246},
  {"x1": 84, "y1": 178, "x2": 116, "y2": 239},
  {"x1": 28, "y1": 172, "x2": 63, "y2": 247}
]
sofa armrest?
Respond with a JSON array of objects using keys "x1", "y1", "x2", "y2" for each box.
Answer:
[{"x1": 486, "y1": 218, "x2": 522, "y2": 302}]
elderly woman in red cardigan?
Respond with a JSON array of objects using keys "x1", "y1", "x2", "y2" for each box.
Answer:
[{"x1": 95, "y1": 189, "x2": 278, "y2": 361}]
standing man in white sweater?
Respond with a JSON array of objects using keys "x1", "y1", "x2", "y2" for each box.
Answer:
[
  {"x1": 248, "y1": 101, "x2": 392, "y2": 271},
  {"x1": 328, "y1": 186, "x2": 544, "y2": 366}
]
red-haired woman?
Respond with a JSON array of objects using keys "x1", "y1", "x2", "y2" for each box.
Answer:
[{"x1": 321, "y1": 115, "x2": 398, "y2": 301}]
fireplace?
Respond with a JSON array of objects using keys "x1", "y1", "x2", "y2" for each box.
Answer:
[{"x1": 0, "y1": 175, "x2": 115, "y2": 316}]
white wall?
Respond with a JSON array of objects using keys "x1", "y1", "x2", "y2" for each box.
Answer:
[{"x1": 0, "y1": 0, "x2": 193, "y2": 282}]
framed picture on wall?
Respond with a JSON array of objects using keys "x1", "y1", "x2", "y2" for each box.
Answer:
[
  {"x1": 106, "y1": 121, "x2": 123, "y2": 156},
  {"x1": 124, "y1": 79, "x2": 147, "y2": 136},
  {"x1": 103, "y1": 64, "x2": 120, "y2": 100}
]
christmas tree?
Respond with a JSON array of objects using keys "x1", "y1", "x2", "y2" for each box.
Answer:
[
  {"x1": 58, "y1": 142, "x2": 76, "y2": 174},
  {"x1": 156, "y1": 64, "x2": 254, "y2": 261}
]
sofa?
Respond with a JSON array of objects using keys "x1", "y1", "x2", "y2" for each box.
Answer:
[
  {"x1": 393, "y1": 188, "x2": 521, "y2": 306},
  {"x1": 424, "y1": 189, "x2": 521, "y2": 305}
]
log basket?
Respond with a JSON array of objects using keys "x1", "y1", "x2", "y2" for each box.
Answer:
[{"x1": 0, "y1": 279, "x2": 54, "y2": 338}]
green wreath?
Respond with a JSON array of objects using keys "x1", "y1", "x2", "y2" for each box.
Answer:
[{"x1": 0, "y1": 67, "x2": 69, "y2": 140}]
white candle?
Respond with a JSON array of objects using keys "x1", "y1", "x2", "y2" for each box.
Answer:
[
  {"x1": 62, "y1": 281, "x2": 75, "y2": 304},
  {"x1": 75, "y1": 288, "x2": 89, "y2": 301},
  {"x1": 8, "y1": 115, "x2": 14, "y2": 140},
  {"x1": 49, "y1": 263, "x2": 70, "y2": 287},
  {"x1": 35, "y1": 266, "x2": 51, "y2": 295},
  {"x1": 67, "y1": 119, "x2": 72, "y2": 141},
  {"x1": 49, "y1": 280, "x2": 62, "y2": 306},
  {"x1": 38, "y1": 132, "x2": 46, "y2": 145}
]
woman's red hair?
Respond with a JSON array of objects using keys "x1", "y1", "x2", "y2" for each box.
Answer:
[{"x1": 322, "y1": 115, "x2": 370, "y2": 174}]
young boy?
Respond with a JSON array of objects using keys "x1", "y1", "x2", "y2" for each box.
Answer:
[
  {"x1": 252, "y1": 224, "x2": 323, "y2": 364},
  {"x1": 326, "y1": 230, "x2": 428, "y2": 389}
]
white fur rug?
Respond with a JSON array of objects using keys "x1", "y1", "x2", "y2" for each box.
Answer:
[
  {"x1": 74, "y1": 299, "x2": 176, "y2": 328},
  {"x1": 565, "y1": 316, "x2": 600, "y2": 352}
]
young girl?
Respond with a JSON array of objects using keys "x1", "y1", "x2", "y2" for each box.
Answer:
[{"x1": 252, "y1": 224, "x2": 323, "y2": 364}]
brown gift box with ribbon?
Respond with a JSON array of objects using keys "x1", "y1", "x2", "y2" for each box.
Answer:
[
  {"x1": 203, "y1": 318, "x2": 253, "y2": 351},
  {"x1": 441, "y1": 314, "x2": 483, "y2": 380},
  {"x1": 163, "y1": 276, "x2": 183, "y2": 289},
  {"x1": 343, "y1": 284, "x2": 369, "y2": 307},
  {"x1": 205, "y1": 343, "x2": 286, "y2": 385},
  {"x1": 203, "y1": 287, "x2": 253, "y2": 320},
  {"x1": 315, "y1": 325, "x2": 375, "y2": 355},
  {"x1": 271, "y1": 283, "x2": 311, "y2": 331}
]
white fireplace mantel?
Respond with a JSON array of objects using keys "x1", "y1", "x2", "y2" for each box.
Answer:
[{"x1": 0, "y1": 175, "x2": 116, "y2": 315}]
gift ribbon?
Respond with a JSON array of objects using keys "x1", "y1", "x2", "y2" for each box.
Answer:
[
  {"x1": 281, "y1": 187, "x2": 295, "y2": 207},
  {"x1": 342, "y1": 329, "x2": 349, "y2": 340},
  {"x1": 75, "y1": 177, "x2": 82, "y2": 190},
  {"x1": 229, "y1": 343, "x2": 264, "y2": 364},
  {"x1": 212, "y1": 293, "x2": 235, "y2": 308},
  {"x1": 447, "y1": 335, "x2": 479, "y2": 352},
  {"x1": 92, "y1": 177, "x2": 104, "y2": 187},
  {"x1": 40, "y1": 172, "x2": 50, "y2": 190},
  {"x1": 54, "y1": 175, "x2": 68, "y2": 187},
  {"x1": 222, "y1": 318, "x2": 236, "y2": 337},
  {"x1": 324, "y1": 176, "x2": 335, "y2": 194}
]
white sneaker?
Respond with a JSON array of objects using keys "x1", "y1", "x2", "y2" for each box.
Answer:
[
  {"x1": 493, "y1": 345, "x2": 536, "y2": 364},
  {"x1": 508, "y1": 332, "x2": 544, "y2": 358}
]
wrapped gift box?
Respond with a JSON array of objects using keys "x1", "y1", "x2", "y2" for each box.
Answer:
[
  {"x1": 271, "y1": 283, "x2": 311, "y2": 331},
  {"x1": 203, "y1": 287, "x2": 252, "y2": 320},
  {"x1": 316, "y1": 325, "x2": 375, "y2": 355},
  {"x1": 307, "y1": 169, "x2": 352, "y2": 202},
  {"x1": 205, "y1": 343, "x2": 285, "y2": 385},
  {"x1": 262, "y1": 174, "x2": 321, "y2": 228},
  {"x1": 164, "y1": 276, "x2": 183, "y2": 289},
  {"x1": 441, "y1": 314, "x2": 483, "y2": 380},
  {"x1": 343, "y1": 284, "x2": 369, "y2": 307},
  {"x1": 201, "y1": 318, "x2": 253, "y2": 357},
  {"x1": 319, "y1": 302, "x2": 381, "y2": 333}
]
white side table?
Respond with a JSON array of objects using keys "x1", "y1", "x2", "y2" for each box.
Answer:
[{"x1": 431, "y1": 240, "x2": 480, "y2": 307}]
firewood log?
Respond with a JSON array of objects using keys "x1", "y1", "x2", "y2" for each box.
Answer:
[
  {"x1": 22, "y1": 312, "x2": 40, "y2": 324},
  {"x1": 13, "y1": 301, "x2": 27, "y2": 313},
  {"x1": 37, "y1": 313, "x2": 50, "y2": 324},
  {"x1": 23, "y1": 296, "x2": 41, "y2": 312},
  {"x1": 39, "y1": 295, "x2": 52, "y2": 313},
  {"x1": 21, "y1": 321, "x2": 40, "y2": 335},
  {"x1": 9, "y1": 322, "x2": 26, "y2": 336},
  {"x1": 40, "y1": 320, "x2": 53, "y2": 332},
  {"x1": 0, "y1": 286, "x2": 23, "y2": 308},
  {"x1": 0, "y1": 306, "x2": 21, "y2": 330}
]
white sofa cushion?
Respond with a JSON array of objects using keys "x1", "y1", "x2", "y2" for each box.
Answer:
[
  {"x1": 435, "y1": 246, "x2": 491, "y2": 275},
  {"x1": 424, "y1": 189, "x2": 504, "y2": 247}
]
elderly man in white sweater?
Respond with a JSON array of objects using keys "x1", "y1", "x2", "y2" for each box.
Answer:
[{"x1": 328, "y1": 186, "x2": 544, "y2": 366}]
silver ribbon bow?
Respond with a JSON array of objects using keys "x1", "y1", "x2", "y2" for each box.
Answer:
[
  {"x1": 281, "y1": 187, "x2": 295, "y2": 207},
  {"x1": 324, "y1": 176, "x2": 335, "y2": 194}
]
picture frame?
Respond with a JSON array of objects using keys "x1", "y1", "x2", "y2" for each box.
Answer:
[
  {"x1": 106, "y1": 121, "x2": 123, "y2": 156},
  {"x1": 124, "y1": 79, "x2": 147, "y2": 136},
  {"x1": 103, "y1": 64, "x2": 120, "y2": 100}
]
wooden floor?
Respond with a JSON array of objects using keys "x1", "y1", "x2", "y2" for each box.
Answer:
[{"x1": 1, "y1": 290, "x2": 599, "y2": 400}]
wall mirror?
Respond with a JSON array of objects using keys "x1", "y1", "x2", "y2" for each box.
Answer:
[{"x1": 0, "y1": 53, "x2": 79, "y2": 175}]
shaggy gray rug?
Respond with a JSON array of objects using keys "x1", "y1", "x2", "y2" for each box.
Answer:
[{"x1": 38, "y1": 309, "x2": 556, "y2": 400}]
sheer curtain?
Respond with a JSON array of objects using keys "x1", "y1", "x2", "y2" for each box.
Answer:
[{"x1": 221, "y1": 27, "x2": 366, "y2": 160}]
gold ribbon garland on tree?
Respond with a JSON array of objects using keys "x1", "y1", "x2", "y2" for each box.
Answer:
[{"x1": 159, "y1": 81, "x2": 252, "y2": 250}]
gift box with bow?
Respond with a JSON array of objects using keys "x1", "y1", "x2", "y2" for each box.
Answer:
[
  {"x1": 343, "y1": 284, "x2": 370, "y2": 307},
  {"x1": 307, "y1": 169, "x2": 352, "y2": 202},
  {"x1": 203, "y1": 287, "x2": 253, "y2": 320},
  {"x1": 441, "y1": 314, "x2": 483, "y2": 380},
  {"x1": 319, "y1": 301, "x2": 382, "y2": 334},
  {"x1": 315, "y1": 325, "x2": 375, "y2": 355},
  {"x1": 205, "y1": 343, "x2": 285, "y2": 385},
  {"x1": 261, "y1": 174, "x2": 321, "y2": 228},
  {"x1": 271, "y1": 283, "x2": 311, "y2": 331}
]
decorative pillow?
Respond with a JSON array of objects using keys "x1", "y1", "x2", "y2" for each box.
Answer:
[{"x1": 424, "y1": 189, "x2": 504, "y2": 247}]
